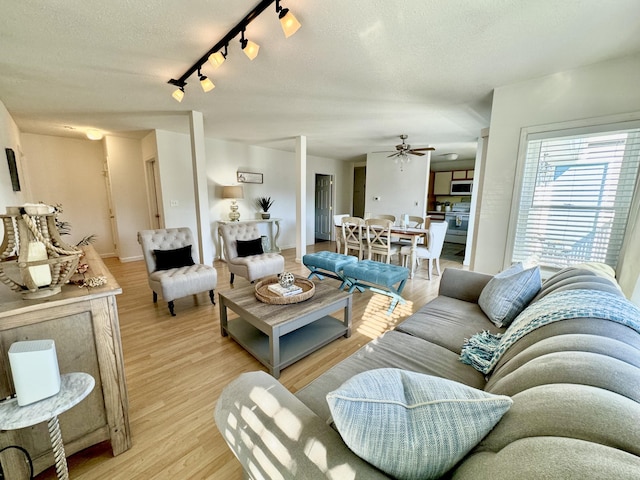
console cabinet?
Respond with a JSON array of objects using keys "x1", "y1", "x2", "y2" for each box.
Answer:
[{"x1": 0, "y1": 246, "x2": 131, "y2": 476}]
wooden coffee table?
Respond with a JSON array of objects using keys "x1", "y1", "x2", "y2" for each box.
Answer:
[{"x1": 218, "y1": 280, "x2": 352, "y2": 378}]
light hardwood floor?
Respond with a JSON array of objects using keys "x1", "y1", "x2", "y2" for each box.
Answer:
[{"x1": 36, "y1": 242, "x2": 464, "y2": 479}]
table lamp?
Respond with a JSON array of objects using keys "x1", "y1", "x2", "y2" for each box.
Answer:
[{"x1": 222, "y1": 185, "x2": 244, "y2": 221}]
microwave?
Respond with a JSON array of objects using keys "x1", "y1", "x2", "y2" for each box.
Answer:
[{"x1": 450, "y1": 180, "x2": 473, "y2": 195}]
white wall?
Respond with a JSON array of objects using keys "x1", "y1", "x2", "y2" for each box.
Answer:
[
  {"x1": 305, "y1": 154, "x2": 349, "y2": 242},
  {"x1": 20, "y1": 133, "x2": 115, "y2": 255},
  {"x1": 201, "y1": 136, "x2": 345, "y2": 258},
  {"x1": 474, "y1": 53, "x2": 640, "y2": 297},
  {"x1": 365, "y1": 152, "x2": 430, "y2": 220},
  {"x1": 153, "y1": 130, "x2": 201, "y2": 257},
  {"x1": 0, "y1": 100, "x2": 26, "y2": 221},
  {"x1": 104, "y1": 136, "x2": 150, "y2": 261}
]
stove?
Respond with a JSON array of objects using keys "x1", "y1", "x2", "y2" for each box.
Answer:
[{"x1": 444, "y1": 202, "x2": 470, "y2": 244}]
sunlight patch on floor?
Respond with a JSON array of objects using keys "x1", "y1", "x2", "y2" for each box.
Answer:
[{"x1": 356, "y1": 293, "x2": 414, "y2": 339}]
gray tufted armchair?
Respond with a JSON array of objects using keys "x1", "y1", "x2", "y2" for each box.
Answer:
[
  {"x1": 137, "y1": 227, "x2": 217, "y2": 316},
  {"x1": 218, "y1": 222, "x2": 284, "y2": 284}
]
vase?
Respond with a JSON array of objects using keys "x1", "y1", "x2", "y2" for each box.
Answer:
[{"x1": 261, "y1": 212, "x2": 271, "y2": 219}]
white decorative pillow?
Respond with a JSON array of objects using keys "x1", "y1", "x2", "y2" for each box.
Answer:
[
  {"x1": 479, "y1": 263, "x2": 541, "y2": 327},
  {"x1": 326, "y1": 369, "x2": 513, "y2": 480}
]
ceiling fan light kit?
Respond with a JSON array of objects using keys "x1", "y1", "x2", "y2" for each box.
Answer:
[
  {"x1": 169, "y1": 0, "x2": 301, "y2": 101},
  {"x1": 385, "y1": 134, "x2": 435, "y2": 171}
]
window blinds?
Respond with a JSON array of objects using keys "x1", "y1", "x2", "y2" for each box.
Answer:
[{"x1": 512, "y1": 125, "x2": 640, "y2": 269}]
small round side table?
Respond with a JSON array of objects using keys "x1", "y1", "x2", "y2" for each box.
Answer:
[{"x1": 0, "y1": 372, "x2": 95, "y2": 480}]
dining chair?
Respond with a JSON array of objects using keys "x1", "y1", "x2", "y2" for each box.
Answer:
[
  {"x1": 371, "y1": 214, "x2": 396, "y2": 223},
  {"x1": 365, "y1": 218, "x2": 401, "y2": 264},
  {"x1": 400, "y1": 220, "x2": 449, "y2": 279},
  {"x1": 341, "y1": 217, "x2": 366, "y2": 260},
  {"x1": 407, "y1": 216, "x2": 425, "y2": 228},
  {"x1": 333, "y1": 214, "x2": 349, "y2": 253}
]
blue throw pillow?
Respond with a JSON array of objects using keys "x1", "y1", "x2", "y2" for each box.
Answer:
[
  {"x1": 236, "y1": 238, "x2": 264, "y2": 257},
  {"x1": 478, "y1": 263, "x2": 542, "y2": 327},
  {"x1": 153, "y1": 245, "x2": 194, "y2": 271},
  {"x1": 326, "y1": 369, "x2": 512, "y2": 480}
]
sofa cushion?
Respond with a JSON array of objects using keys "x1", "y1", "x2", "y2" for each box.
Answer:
[
  {"x1": 530, "y1": 267, "x2": 622, "y2": 304},
  {"x1": 236, "y1": 238, "x2": 264, "y2": 257},
  {"x1": 326, "y1": 368, "x2": 512, "y2": 480},
  {"x1": 478, "y1": 263, "x2": 541, "y2": 327},
  {"x1": 396, "y1": 296, "x2": 504, "y2": 354},
  {"x1": 485, "y1": 351, "x2": 640, "y2": 402},
  {"x1": 153, "y1": 245, "x2": 194, "y2": 271},
  {"x1": 478, "y1": 383, "x2": 640, "y2": 457}
]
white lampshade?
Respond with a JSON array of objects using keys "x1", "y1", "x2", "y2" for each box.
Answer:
[
  {"x1": 242, "y1": 40, "x2": 260, "y2": 60},
  {"x1": 279, "y1": 10, "x2": 301, "y2": 38},
  {"x1": 200, "y1": 76, "x2": 215, "y2": 92},
  {"x1": 172, "y1": 88, "x2": 184, "y2": 102},
  {"x1": 208, "y1": 51, "x2": 226, "y2": 68}
]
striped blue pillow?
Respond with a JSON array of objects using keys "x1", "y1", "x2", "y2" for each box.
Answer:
[
  {"x1": 479, "y1": 263, "x2": 541, "y2": 327},
  {"x1": 327, "y1": 369, "x2": 512, "y2": 480}
]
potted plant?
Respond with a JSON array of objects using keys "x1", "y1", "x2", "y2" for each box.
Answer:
[{"x1": 256, "y1": 197, "x2": 274, "y2": 219}]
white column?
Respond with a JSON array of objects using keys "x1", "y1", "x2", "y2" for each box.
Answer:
[
  {"x1": 296, "y1": 136, "x2": 307, "y2": 262},
  {"x1": 189, "y1": 111, "x2": 213, "y2": 265}
]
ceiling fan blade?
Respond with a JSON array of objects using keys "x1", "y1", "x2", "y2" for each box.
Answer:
[
  {"x1": 410, "y1": 147, "x2": 436, "y2": 151},
  {"x1": 408, "y1": 151, "x2": 426, "y2": 156},
  {"x1": 387, "y1": 152, "x2": 400, "y2": 158}
]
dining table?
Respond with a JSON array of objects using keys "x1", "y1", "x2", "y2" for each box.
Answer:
[
  {"x1": 387, "y1": 226, "x2": 429, "y2": 279},
  {"x1": 334, "y1": 223, "x2": 429, "y2": 279}
]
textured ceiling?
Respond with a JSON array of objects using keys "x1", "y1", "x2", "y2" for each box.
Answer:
[{"x1": 2, "y1": 0, "x2": 640, "y2": 162}]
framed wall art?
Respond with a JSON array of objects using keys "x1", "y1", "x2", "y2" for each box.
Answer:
[
  {"x1": 237, "y1": 171, "x2": 263, "y2": 184},
  {"x1": 5, "y1": 148, "x2": 20, "y2": 191}
]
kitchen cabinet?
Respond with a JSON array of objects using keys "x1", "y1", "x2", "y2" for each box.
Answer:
[
  {"x1": 433, "y1": 171, "x2": 452, "y2": 195},
  {"x1": 452, "y1": 169, "x2": 474, "y2": 180}
]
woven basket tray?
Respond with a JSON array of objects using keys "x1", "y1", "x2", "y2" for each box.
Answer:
[{"x1": 255, "y1": 276, "x2": 315, "y2": 304}]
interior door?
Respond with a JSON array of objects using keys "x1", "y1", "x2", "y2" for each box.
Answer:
[
  {"x1": 314, "y1": 174, "x2": 332, "y2": 241},
  {"x1": 102, "y1": 162, "x2": 119, "y2": 257},
  {"x1": 353, "y1": 166, "x2": 366, "y2": 218}
]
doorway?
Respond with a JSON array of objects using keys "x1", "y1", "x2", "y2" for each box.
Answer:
[
  {"x1": 353, "y1": 166, "x2": 366, "y2": 218},
  {"x1": 145, "y1": 158, "x2": 163, "y2": 229},
  {"x1": 314, "y1": 173, "x2": 333, "y2": 242}
]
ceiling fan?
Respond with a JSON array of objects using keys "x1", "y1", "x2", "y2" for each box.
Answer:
[{"x1": 386, "y1": 134, "x2": 435, "y2": 159}]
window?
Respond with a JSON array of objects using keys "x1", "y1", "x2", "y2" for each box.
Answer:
[{"x1": 512, "y1": 123, "x2": 640, "y2": 270}]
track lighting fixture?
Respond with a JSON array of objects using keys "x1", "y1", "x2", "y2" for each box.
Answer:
[
  {"x1": 240, "y1": 30, "x2": 260, "y2": 60},
  {"x1": 198, "y1": 68, "x2": 215, "y2": 92},
  {"x1": 275, "y1": 0, "x2": 301, "y2": 37},
  {"x1": 168, "y1": 0, "x2": 301, "y2": 101}
]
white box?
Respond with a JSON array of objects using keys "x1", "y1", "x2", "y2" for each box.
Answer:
[{"x1": 8, "y1": 339, "x2": 61, "y2": 406}]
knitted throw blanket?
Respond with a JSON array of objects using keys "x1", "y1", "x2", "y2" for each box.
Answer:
[{"x1": 460, "y1": 289, "x2": 640, "y2": 375}]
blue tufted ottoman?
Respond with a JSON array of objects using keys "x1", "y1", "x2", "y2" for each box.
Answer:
[
  {"x1": 342, "y1": 260, "x2": 410, "y2": 314},
  {"x1": 303, "y1": 251, "x2": 358, "y2": 289}
]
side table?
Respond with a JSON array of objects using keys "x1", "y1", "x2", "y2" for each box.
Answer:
[{"x1": 0, "y1": 372, "x2": 95, "y2": 480}]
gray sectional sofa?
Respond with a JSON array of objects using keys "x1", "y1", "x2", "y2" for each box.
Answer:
[{"x1": 215, "y1": 265, "x2": 640, "y2": 479}]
